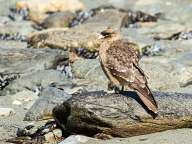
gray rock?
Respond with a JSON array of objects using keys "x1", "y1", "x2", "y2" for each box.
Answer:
[
  {"x1": 28, "y1": 9, "x2": 125, "y2": 52},
  {"x1": 0, "y1": 47, "x2": 68, "y2": 74},
  {"x1": 0, "y1": 107, "x2": 15, "y2": 117},
  {"x1": 41, "y1": 11, "x2": 75, "y2": 28},
  {"x1": 72, "y1": 59, "x2": 108, "y2": 91},
  {"x1": 59, "y1": 129, "x2": 192, "y2": 144},
  {"x1": 59, "y1": 135, "x2": 97, "y2": 144},
  {"x1": 0, "y1": 40, "x2": 27, "y2": 49},
  {"x1": 0, "y1": 0, "x2": 19, "y2": 16},
  {"x1": 0, "y1": 21, "x2": 35, "y2": 37},
  {"x1": 4, "y1": 70, "x2": 70, "y2": 94},
  {"x1": 53, "y1": 91, "x2": 192, "y2": 137},
  {"x1": 24, "y1": 87, "x2": 71, "y2": 121},
  {"x1": 44, "y1": 129, "x2": 62, "y2": 143}
]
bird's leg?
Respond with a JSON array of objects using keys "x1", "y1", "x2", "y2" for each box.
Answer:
[
  {"x1": 108, "y1": 82, "x2": 120, "y2": 93},
  {"x1": 120, "y1": 85, "x2": 124, "y2": 94}
]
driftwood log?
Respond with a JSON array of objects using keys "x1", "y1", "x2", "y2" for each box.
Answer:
[{"x1": 53, "y1": 91, "x2": 192, "y2": 137}]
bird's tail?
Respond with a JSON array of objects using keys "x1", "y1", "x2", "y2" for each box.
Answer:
[{"x1": 130, "y1": 83, "x2": 158, "y2": 114}]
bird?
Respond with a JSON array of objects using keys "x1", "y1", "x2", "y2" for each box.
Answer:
[{"x1": 97, "y1": 28, "x2": 158, "y2": 117}]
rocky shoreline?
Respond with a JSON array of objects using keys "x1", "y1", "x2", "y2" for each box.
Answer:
[{"x1": 0, "y1": 0, "x2": 192, "y2": 143}]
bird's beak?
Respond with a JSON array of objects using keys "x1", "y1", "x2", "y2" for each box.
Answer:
[{"x1": 96, "y1": 33, "x2": 104, "y2": 39}]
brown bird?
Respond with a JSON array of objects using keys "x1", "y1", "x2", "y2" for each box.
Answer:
[{"x1": 98, "y1": 28, "x2": 158, "y2": 116}]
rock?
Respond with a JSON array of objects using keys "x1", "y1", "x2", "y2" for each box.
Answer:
[
  {"x1": 53, "y1": 91, "x2": 192, "y2": 137},
  {"x1": 142, "y1": 43, "x2": 164, "y2": 56},
  {"x1": 0, "y1": 108, "x2": 15, "y2": 117},
  {"x1": 0, "y1": 40, "x2": 27, "y2": 49},
  {"x1": 59, "y1": 129, "x2": 192, "y2": 144},
  {"x1": 27, "y1": 9, "x2": 125, "y2": 52},
  {"x1": 71, "y1": 59, "x2": 108, "y2": 91},
  {"x1": 44, "y1": 129, "x2": 62, "y2": 143},
  {"x1": 140, "y1": 57, "x2": 179, "y2": 91},
  {"x1": 4, "y1": 70, "x2": 70, "y2": 94},
  {"x1": 11, "y1": 90, "x2": 38, "y2": 102},
  {"x1": 41, "y1": 11, "x2": 75, "y2": 29},
  {"x1": 16, "y1": 0, "x2": 85, "y2": 24},
  {"x1": 0, "y1": 73, "x2": 20, "y2": 90},
  {"x1": 24, "y1": 87, "x2": 71, "y2": 121},
  {"x1": 12, "y1": 100, "x2": 22, "y2": 106},
  {"x1": 0, "y1": 47, "x2": 68, "y2": 74},
  {"x1": 120, "y1": 10, "x2": 158, "y2": 28},
  {"x1": 0, "y1": 16, "x2": 10, "y2": 24},
  {"x1": 0, "y1": 0, "x2": 20, "y2": 16},
  {"x1": 0, "y1": 21, "x2": 35, "y2": 37},
  {"x1": 59, "y1": 135, "x2": 97, "y2": 144}
]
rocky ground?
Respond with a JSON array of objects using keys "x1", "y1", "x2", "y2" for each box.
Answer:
[{"x1": 0, "y1": 0, "x2": 192, "y2": 143}]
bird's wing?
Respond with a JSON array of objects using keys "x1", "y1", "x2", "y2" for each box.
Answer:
[
  {"x1": 106, "y1": 40, "x2": 158, "y2": 113},
  {"x1": 106, "y1": 40, "x2": 140, "y2": 82}
]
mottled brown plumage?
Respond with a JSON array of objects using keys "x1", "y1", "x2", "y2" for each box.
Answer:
[{"x1": 98, "y1": 28, "x2": 158, "y2": 115}]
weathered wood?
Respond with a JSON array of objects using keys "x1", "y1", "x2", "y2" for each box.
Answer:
[{"x1": 53, "y1": 91, "x2": 192, "y2": 137}]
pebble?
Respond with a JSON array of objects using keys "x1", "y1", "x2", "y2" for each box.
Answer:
[
  {"x1": 142, "y1": 44, "x2": 164, "y2": 56},
  {"x1": 44, "y1": 129, "x2": 62, "y2": 143},
  {"x1": 59, "y1": 135, "x2": 91, "y2": 144},
  {"x1": 12, "y1": 100, "x2": 22, "y2": 106},
  {"x1": 0, "y1": 108, "x2": 15, "y2": 117}
]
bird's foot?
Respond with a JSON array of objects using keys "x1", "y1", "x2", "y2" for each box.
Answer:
[{"x1": 107, "y1": 83, "x2": 125, "y2": 94}]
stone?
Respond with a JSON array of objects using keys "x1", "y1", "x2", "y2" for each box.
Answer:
[
  {"x1": 0, "y1": 21, "x2": 35, "y2": 37},
  {"x1": 4, "y1": 70, "x2": 70, "y2": 95},
  {"x1": 0, "y1": 108, "x2": 15, "y2": 117},
  {"x1": 71, "y1": 58, "x2": 108, "y2": 91},
  {"x1": 11, "y1": 90, "x2": 38, "y2": 102},
  {"x1": 0, "y1": 47, "x2": 68, "y2": 74},
  {"x1": 16, "y1": 0, "x2": 85, "y2": 24},
  {"x1": 41, "y1": 11, "x2": 75, "y2": 29},
  {"x1": 0, "y1": 0, "x2": 20, "y2": 16},
  {"x1": 59, "y1": 129, "x2": 192, "y2": 144},
  {"x1": 24, "y1": 87, "x2": 71, "y2": 121},
  {"x1": 59, "y1": 135, "x2": 97, "y2": 144},
  {"x1": 53, "y1": 91, "x2": 192, "y2": 137},
  {"x1": 12, "y1": 100, "x2": 22, "y2": 106},
  {"x1": 44, "y1": 129, "x2": 62, "y2": 143},
  {"x1": 28, "y1": 9, "x2": 125, "y2": 52}
]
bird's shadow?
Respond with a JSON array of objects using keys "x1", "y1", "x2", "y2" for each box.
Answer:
[{"x1": 119, "y1": 91, "x2": 157, "y2": 118}]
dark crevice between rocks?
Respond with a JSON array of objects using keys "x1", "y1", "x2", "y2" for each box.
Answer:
[
  {"x1": 7, "y1": 120, "x2": 62, "y2": 144},
  {"x1": 74, "y1": 47, "x2": 99, "y2": 59},
  {"x1": 9, "y1": 7, "x2": 29, "y2": 21},
  {"x1": 0, "y1": 33, "x2": 27, "y2": 42},
  {"x1": 121, "y1": 11, "x2": 159, "y2": 29},
  {"x1": 141, "y1": 44, "x2": 164, "y2": 56},
  {"x1": 0, "y1": 73, "x2": 20, "y2": 90},
  {"x1": 53, "y1": 92, "x2": 113, "y2": 137},
  {"x1": 32, "y1": 5, "x2": 161, "y2": 30},
  {"x1": 154, "y1": 30, "x2": 192, "y2": 41},
  {"x1": 71, "y1": 5, "x2": 160, "y2": 29}
]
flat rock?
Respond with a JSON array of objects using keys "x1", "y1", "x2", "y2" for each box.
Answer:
[
  {"x1": 0, "y1": 108, "x2": 15, "y2": 117},
  {"x1": 53, "y1": 91, "x2": 192, "y2": 137},
  {"x1": 72, "y1": 59, "x2": 108, "y2": 91},
  {"x1": 0, "y1": 0, "x2": 19, "y2": 16},
  {"x1": 24, "y1": 87, "x2": 71, "y2": 121},
  {"x1": 10, "y1": 90, "x2": 38, "y2": 102},
  {"x1": 12, "y1": 100, "x2": 22, "y2": 106},
  {"x1": 59, "y1": 129, "x2": 192, "y2": 144},
  {"x1": 3, "y1": 70, "x2": 70, "y2": 95},
  {"x1": 41, "y1": 11, "x2": 75, "y2": 29},
  {"x1": 28, "y1": 9, "x2": 125, "y2": 52},
  {"x1": 0, "y1": 47, "x2": 68, "y2": 74},
  {"x1": 0, "y1": 21, "x2": 35, "y2": 37},
  {"x1": 16, "y1": 0, "x2": 85, "y2": 24}
]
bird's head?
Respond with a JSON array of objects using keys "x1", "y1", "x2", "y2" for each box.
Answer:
[{"x1": 97, "y1": 27, "x2": 118, "y2": 40}]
